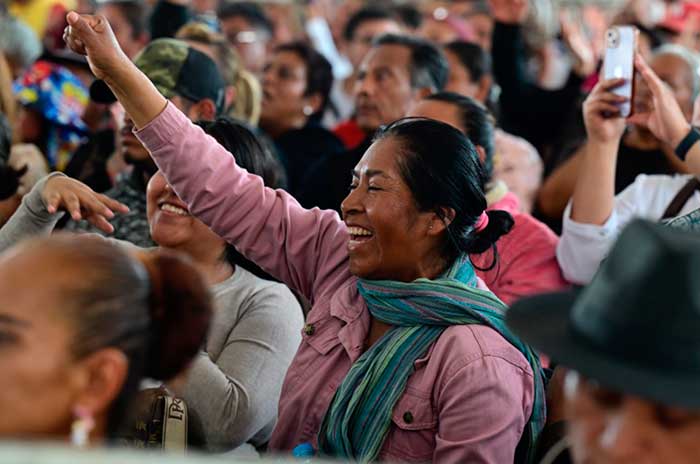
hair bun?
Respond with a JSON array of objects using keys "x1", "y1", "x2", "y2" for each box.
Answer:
[
  {"x1": 466, "y1": 209, "x2": 514, "y2": 256},
  {"x1": 138, "y1": 250, "x2": 213, "y2": 381}
]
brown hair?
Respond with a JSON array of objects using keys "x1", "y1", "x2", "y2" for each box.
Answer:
[
  {"x1": 176, "y1": 23, "x2": 262, "y2": 125},
  {"x1": 41, "y1": 235, "x2": 212, "y2": 435}
]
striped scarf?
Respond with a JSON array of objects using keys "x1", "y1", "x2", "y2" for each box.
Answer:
[{"x1": 317, "y1": 255, "x2": 545, "y2": 463}]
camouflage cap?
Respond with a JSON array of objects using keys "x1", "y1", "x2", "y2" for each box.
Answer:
[{"x1": 91, "y1": 38, "x2": 226, "y2": 114}]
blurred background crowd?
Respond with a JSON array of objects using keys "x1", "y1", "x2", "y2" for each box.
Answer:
[{"x1": 3, "y1": 0, "x2": 700, "y2": 463}]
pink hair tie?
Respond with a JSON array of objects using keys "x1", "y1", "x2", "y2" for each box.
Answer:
[{"x1": 474, "y1": 211, "x2": 489, "y2": 233}]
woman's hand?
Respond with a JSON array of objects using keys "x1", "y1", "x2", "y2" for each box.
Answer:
[
  {"x1": 628, "y1": 53, "x2": 691, "y2": 148},
  {"x1": 63, "y1": 12, "x2": 130, "y2": 82},
  {"x1": 560, "y1": 11, "x2": 597, "y2": 78},
  {"x1": 64, "y1": 11, "x2": 167, "y2": 128},
  {"x1": 42, "y1": 175, "x2": 129, "y2": 234},
  {"x1": 582, "y1": 78, "x2": 628, "y2": 145}
]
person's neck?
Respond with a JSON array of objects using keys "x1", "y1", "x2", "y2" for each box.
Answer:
[
  {"x1": 624, "y1": 127, "x2": 662, "y2": 151},
  {"x1": 262, "y1": 117, "x2": 307, "y2": 139},
  {"x1": 164, "y1": 242, "x2": 234, "y2": 286},
  {"x1": 395, "y1": 254, "x2": 449, "y2": 282}
]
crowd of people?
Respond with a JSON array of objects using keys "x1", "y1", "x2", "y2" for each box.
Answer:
[{"x1": 2, "y1": 0, "x2": 700, "y2": 462}]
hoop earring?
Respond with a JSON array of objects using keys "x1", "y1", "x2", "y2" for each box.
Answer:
[{"x1": 71, "y1": 406, "x2": 95, "y2": 448}]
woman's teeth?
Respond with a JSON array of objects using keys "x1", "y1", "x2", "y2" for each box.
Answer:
[
  {"x1": 161, "y1": 204, "x2": 189, "y2": 216},
  {"x1": 347, "y1": 226, "x2": 373, "y2": 237}
]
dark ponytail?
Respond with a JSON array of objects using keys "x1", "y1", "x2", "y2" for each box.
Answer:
[
  {"x1": 138, "y1": 250, "x2": 213, "y2": 381},
  {"x1": 48, "y1": 235, "x2": 212, "y2": 437},
  {"x1": 375, "y1": 118, "x2": 513, "y2": 267},
  {"x1": 465, "y1": 210, "x2": 514, "y2": 272}
]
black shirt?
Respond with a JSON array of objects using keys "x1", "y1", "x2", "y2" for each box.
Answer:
[
  {"x1": 614, "y1": 140, "x2": 676, "y2": 194},
  {"x1": 274, "y1": 125, "x2": 345, "y2": 198},
  {"x1": 297, "y1": 136, "x2": 373, "y2": 213}
]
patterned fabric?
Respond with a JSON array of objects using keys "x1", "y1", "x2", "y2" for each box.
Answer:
[
  {"x1": 64, "y1": 170, "x2": 155, "y2": 248},
  {"x1": 664, "y1": 207, "x2": 700, "y2": 232},
  {"x1": 13, "y1": 60, "x2": 88, "y2": 170},
  {"x1": 317, "y1": 255, "x2": 546, "y2": 463}
]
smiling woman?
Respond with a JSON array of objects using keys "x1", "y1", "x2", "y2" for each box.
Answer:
[
  {"x1": 0, "y1": 116, "x2": 303, "y2": 452},
  {"x1": 61, "y1": 12, "x2": 546, "y2": 462}
]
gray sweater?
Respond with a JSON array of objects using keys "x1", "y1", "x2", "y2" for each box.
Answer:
[{"x1": 0, "y1": 175, "x2": 304, "y2": 451}]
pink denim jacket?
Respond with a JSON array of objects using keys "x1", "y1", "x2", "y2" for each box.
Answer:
[{"x1": 136, "y1": 104, "x2": 535, "y2": 463}]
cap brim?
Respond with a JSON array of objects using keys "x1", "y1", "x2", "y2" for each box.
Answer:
[
  {"x1": 507, "y1": 290, "x2": 700, "y2": 409},
  {"x1": 89, "y1": 79, "x2": 117, "y2": 104},
  {"x1": 90, "y1": 79, "x2": 175, "y2": 105}
]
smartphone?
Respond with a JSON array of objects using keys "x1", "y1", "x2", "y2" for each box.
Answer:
[{"x1": 602, "y1": 26, "x2": 638, "y2": 117}]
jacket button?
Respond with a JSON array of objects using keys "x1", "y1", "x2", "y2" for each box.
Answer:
[
  {"x1": 403, "y1": 411, "x2": 414, "y2": 424},
  {"x1": 303, "y1": 323, "x2": 316, "y2": 336}
]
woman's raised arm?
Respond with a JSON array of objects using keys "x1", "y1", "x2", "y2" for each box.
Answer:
[
  {"x1": 64, "y1": 12, "x2": 167, "y2": 129},
  {"x1": 64, "y1": 12, "x2": 351, "y2": 300}
]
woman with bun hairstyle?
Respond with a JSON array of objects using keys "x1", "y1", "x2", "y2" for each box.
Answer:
[
  {"x1": 63, "y1": 13, "x2": 545, "y2": 463},
  {"x1": 0, "y1": 234, "x2": 211, "y2": 443},
  {"x1": 0, "y1": 116, "x2": 303, "y2": 452},
  {"x1": 408, "y1": 92, "x2": 568, "y2": 305}
]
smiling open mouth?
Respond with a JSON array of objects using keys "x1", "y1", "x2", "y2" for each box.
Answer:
[
  {"x1": 348, "y1": 226, "x2": 374, "y2": 242},
  {"x1": 160, "y1": 203, "x2": 189, "y2": 216}
]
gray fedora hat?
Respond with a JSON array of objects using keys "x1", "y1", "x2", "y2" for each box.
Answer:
[{"x1": 507, "y1": 219, "x2": 700, "y2": 409}]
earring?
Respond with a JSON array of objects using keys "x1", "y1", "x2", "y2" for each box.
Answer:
[
  {"x1": 71, "y1": 406, "x2": 95, "y2": 448},
  {"x1": 303, "y1": 105, "x2": 313, "y2": 116}
]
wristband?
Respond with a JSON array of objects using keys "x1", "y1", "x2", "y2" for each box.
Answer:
[{"x1": 675, "y1": 127, "x2": 700, "y2": 161}]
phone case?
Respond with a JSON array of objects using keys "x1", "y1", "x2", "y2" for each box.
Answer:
[{"x1": 602, "y1": 26, "x2": 638, "y2": 117}]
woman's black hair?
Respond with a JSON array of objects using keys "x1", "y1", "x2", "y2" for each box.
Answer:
[
  {"x1": 443, "y1": 40, "x2": 499, "y2": 117},
  {"x1": 196, "y1": 117, "x2": 286, "y2": 280},
  {"x1": 343, "y1": 6, "x2": 398, "y2": 42},
  {"x1": 444, "y1": 40, "x2": 492, "y2": 83},
  {"x1": 274, "y1": 41, "x2": 334, "y2": 123},
  {"x1": 374, "y1": 117, "x2": 513, "y2": 268},
  {"x1": 425, "y1": 92, "x2": 496, "y2": 179}
]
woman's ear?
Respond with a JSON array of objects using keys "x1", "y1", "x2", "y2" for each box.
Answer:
[
  {"x1": 304, "y1": 93, "x2": 323, "y2": 115},
  {"x1": 427, "y1": 207, "x2": 456, "y2": 236},
  {"x1": 225, "y1": 85, "x2": 237, "y2": 109},
  {"x1": 475, "y1": 145, "x2": 487, "y2": 165},
  {"x1": 475, "y1": 75, "x2": 493, "y2": 104},
  {"x1": 72, "y1": 348, "x2": 129, "y2": 424},
  {"x1": 192, "y1": 99, "x2": 217, "y2": 121}
]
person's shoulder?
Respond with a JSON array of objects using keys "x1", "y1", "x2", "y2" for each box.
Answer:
[
  {"x1": 433, "y1": 324, "x2": 532, "y2": 376},
  {"x1": 221, "y1": 266, "x2": 301, "y2": 310},
  {"x1": 280, "y1": 126, "x2": 345, "y2": 153},
  {"x1": 629, "y1": 173, "x2": 695, "y2": 191}
]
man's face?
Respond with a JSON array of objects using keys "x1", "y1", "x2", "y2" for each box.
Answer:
[
  {"x1": 220, "y1": 16, "x2": 269, "y2": 75},
  {"x1": 346, "y1": 19, "x2": 402, "y2": 69},
  {"x1": 355, "y1": 45, "x2": 422, "y2": 133},
  {"x1": 120, "y1": 95, "x2": 204, "y2": 171}
]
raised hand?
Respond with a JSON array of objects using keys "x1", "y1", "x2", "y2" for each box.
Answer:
[
  {"x1": 42, "y1": 175, "x2": 130, "y2": 234},
  {"x1": 628, "y1": 53, "x2": 691, "y2": 148},
  {"x1": 582, "y1": 78, "x2": 628, "y2": 145},
  {"x1": 489, "y1": 0, "x2": 529, "y2": 25},
  {"x1": 560, "y1": 10, "x2": 597, "y2": 78},
  {"x1": 63, "y1": 12, "x2": 129, "y2": 81}
]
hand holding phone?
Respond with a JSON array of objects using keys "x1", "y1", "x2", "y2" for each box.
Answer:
[{"x1": 602, "y1": 26, "x2": 638, "y2": 118}]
